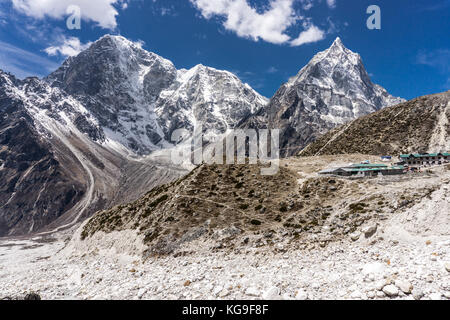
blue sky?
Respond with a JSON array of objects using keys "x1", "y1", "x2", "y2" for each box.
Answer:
[{"x1": 0, "y1": 0, "x2": 449, "y2": 100}]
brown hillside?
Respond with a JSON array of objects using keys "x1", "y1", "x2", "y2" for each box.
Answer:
[
  {"x1": 299, "y1": 91, "x2": 450, "y2": 157},
  {"x1": 80, "y1": 155, "x2": 447, "y2": 257}
]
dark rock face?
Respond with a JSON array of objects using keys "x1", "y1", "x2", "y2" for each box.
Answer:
[
  {"x1": 0, "y1": 97, "x2": 85, "y2": 237},
  {"x1": 240, "y1": 38, "x2": 404, "y2": 157},
  {"x1": 46, "y1": 36, "x2": 164, "y2": 153}
]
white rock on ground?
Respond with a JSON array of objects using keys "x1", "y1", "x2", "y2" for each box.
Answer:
[
  {"x1": 350, "y1": 290, "x2": 362, "y2": 299},
  {"x1": 411, "y1": 289, "x2": 424, "y2": 300},
  {"x1": 262, "y1": 287, "x2": 281, "y2": 300},
  {"x1": 382, "y1": 285, "x2": 399, "y2": 297},
  {"x1": 294, "y1": 289, "x2": 308, "y2": 300},
  {"x1": 245, "y1": 287, "x2": 260, "y2": 297},
  {"x1": 350, "y1": 232, "x2": 361, "y2": 241},
  {"x1": 395, "y1": 280, "x2": 413, "y2": 294},
  {"x1": 429, "y1": 293, "x2": 442, "y2": 300}
]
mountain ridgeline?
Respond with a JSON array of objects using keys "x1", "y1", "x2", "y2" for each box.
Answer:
[
  {"x1": 0, "y1": 36, "x2": 405, "y2": 236},
  {"x1": 47, "y1": 35, "x2": 268, "y2": 154},
  {"x1": 299, "y1": 91, "x2": 450, "y2": 157}
]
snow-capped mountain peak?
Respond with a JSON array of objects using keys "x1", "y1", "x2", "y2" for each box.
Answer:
[
  {"x1": 290, "y1": 37, "x2": 363, "y2": 90},
  {"x1": 286, "y1": 37, "x2": 404, "y2": 114},
  {"x1": 45, "y1": 35, "x2": 267, "y2": 155},
  {"x1": 240, "y1": 37, "x2": 405, "y2": 157}
]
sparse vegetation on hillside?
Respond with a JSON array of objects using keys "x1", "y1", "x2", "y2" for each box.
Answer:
[
  {"x1": 299, "y1": 91, "x2": 450, "y2": 157},
  {"x1": 81, "y1": 155, "x2": 447, "y2": 257}
]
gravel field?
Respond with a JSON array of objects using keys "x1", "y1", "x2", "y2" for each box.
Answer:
[{"x1": 1, "y1": 220, "x2": 448, "y2": 300}]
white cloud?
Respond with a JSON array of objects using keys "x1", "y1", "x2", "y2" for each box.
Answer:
[
  {"x1": 416, "y1": 49, "x2": 450, "y2": 90},
  {"x1": 132, "y1": 39, "x2": 146, "y2": 49},
  {"x1": 267, "y1": 66, "x2": 278, "y2": 73},
  {"x1": 44, "y1": 36, "x2": 92, "y2": 57},
  {"x1": 290, "y1": 24, "x2": 325, "y2": 46},
  {"x1": 0, "y1": 40, "x2": 60, "y2": 78},
  {"x1": 11, "y1": 0, "x2": 129, "y2": 29},
  {"x1": 416, "y1": 49, "x2": 450, "y2": 72},
  {"x1": 326, "y1": 0, "x2": 336, "y2": 9},
  {"x1": 300, "y1": 0, "x2": 314, "y2": 10},
  {"x1": 191, "y1": 0, "x2": 316, "y2": 45}
]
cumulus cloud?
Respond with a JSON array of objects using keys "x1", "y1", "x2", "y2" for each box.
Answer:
[
  {"x1": 190, "y1": 0, "x2": 325, "y2": 47},
  {"x1": 326, "y1": 0, "x2": 336, "y2": 9},
  {"x1": 290, "y1": 24, "x2": 325, "y2": 47},
  {"x1": 11, "y1": 0, "x2": 129, "y2": 29},
  {"x1": 44, "y1": 36, "x2": 92, "y2": 57},
  {"x1": 190, "y1": 0, "x2": 297, "y2": 44}
]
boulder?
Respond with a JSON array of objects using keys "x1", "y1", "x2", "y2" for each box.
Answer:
[
  {"x1": 382, "y1": 285, "x2": 399, "y2": 297},
  {"x1": 395, "y1": 280, "x2": 413, "y2": 294},
  {"x1": 362, "y1": 225, "x2": 378, "y2": 238}
]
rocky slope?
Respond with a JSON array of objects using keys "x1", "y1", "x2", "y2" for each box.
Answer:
[
  {"x1": 0, "y1": 70, "x2": 186, "y2": 237},
  {"x1": 240, "y1": 38, "x2": 404, "y2": 157},
  {"x1": 0, "y1": 74, "x2": 85, "y2": 236},
  {"x1": 79, "y1": 155, "x2": 449, "y2": 258},
  {"x1": 299, "y1": 91, "x2": 450, "y2": 157}
]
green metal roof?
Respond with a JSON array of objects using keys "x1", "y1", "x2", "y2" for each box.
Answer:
[
  {"x1": 350, "y1": 163, "x2": 388, "y2": 168},
  {"x1": 349, "y1": 166, "x2": 404, "y2": 172},
  {"x1": 400, "y1": 153, "x2": 450, "y2": 158},
  {"x1": 320, "y1": 165, "x2": 406, "y2": 174}
]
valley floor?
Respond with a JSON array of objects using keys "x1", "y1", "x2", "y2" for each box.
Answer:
[
  {"x1": 1, "y1": 155, "x2": 449, "y2": 300},
  {"x1": 0, "y1": 229, "x2": 448, "y2": 300}
]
